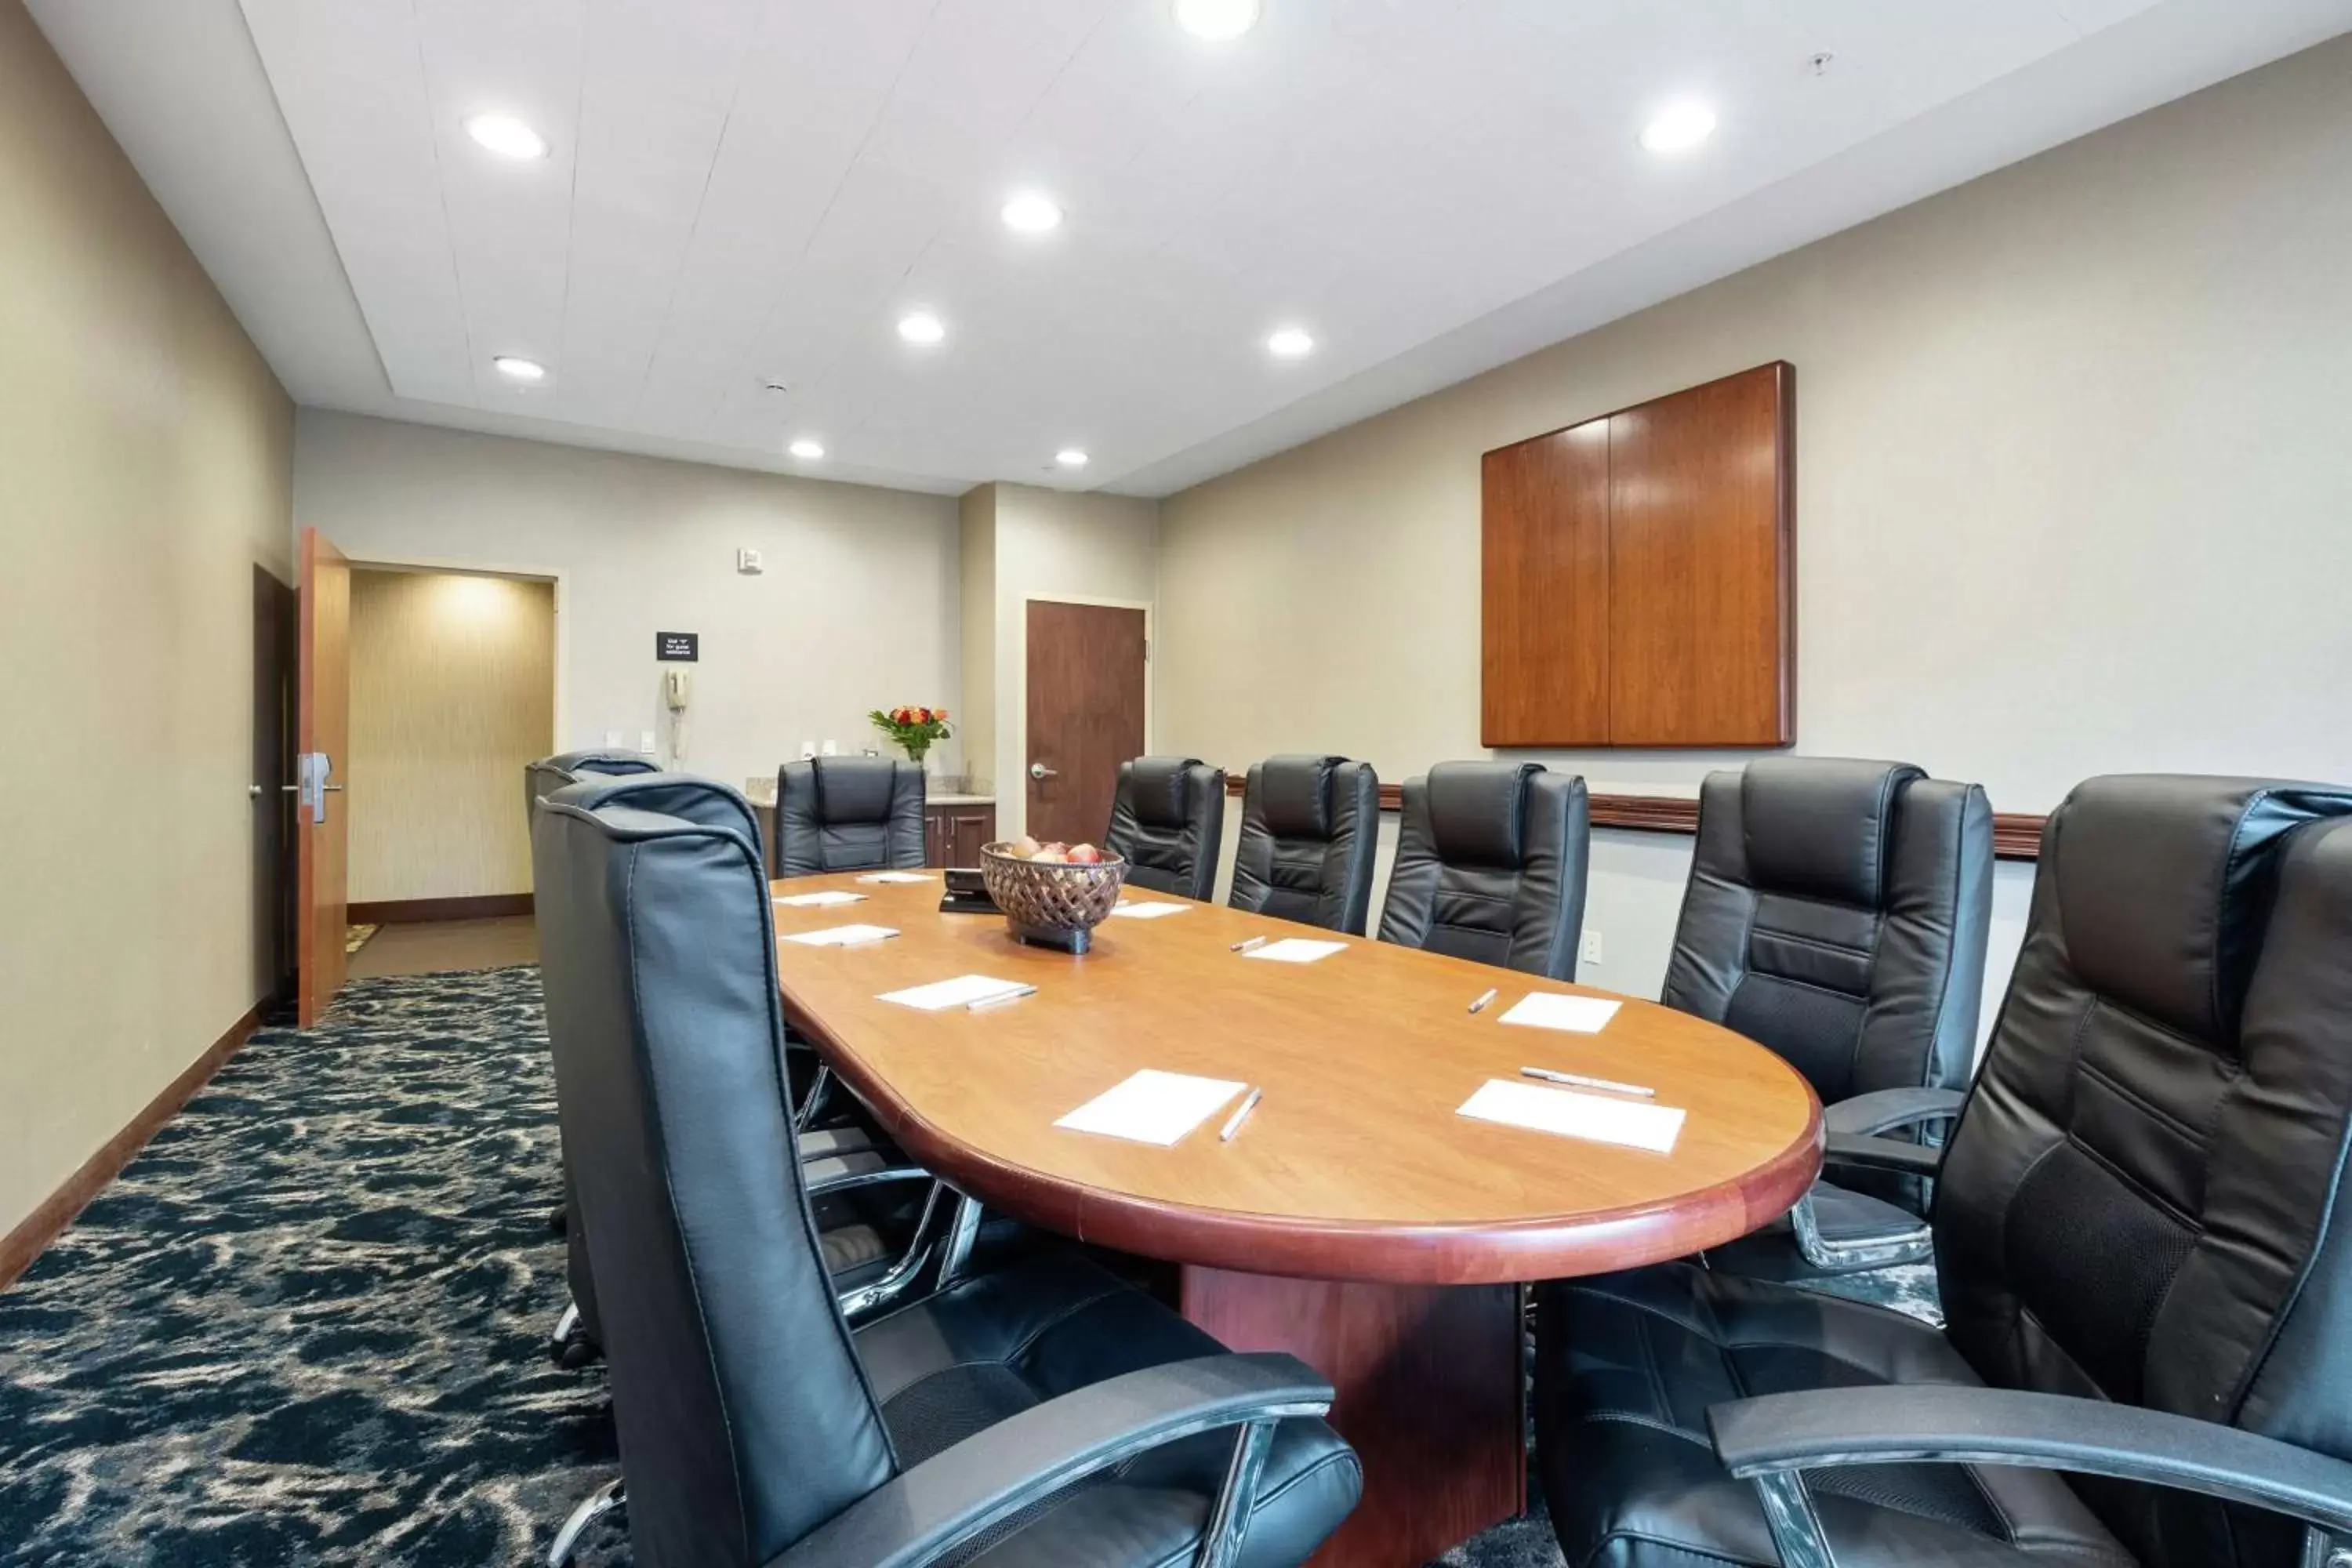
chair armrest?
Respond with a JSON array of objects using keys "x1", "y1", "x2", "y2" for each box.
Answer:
[
  {"x1": 1823, "y1": 1087, "x2": 1966, "y2": 1138},
  {"x1": 1820, "y1": 1131, "x2": 1944, "y2": 1180},
  {"x1": 803, "y1": 1155, "x2": 935, "y2": 1199},
  {"x1": 1707, "y1": 1385, "x2": 2352, "y2": 1538},
  {"x1": 768, "y1": 1352, "x2": 1336, "y2": 1568}
]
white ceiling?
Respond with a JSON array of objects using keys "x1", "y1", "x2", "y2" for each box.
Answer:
[{"x1": 30, "y1": 0, "x2": 2352, "y2": 498}]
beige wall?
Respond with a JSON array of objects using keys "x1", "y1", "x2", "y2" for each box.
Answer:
[
  {"x1": 0, "y1": 2, "x2": 293, "y2": 1236},
  {"x1": 958, "y1": 483, "x2": 1160, "y2": 839},
  {"x1": 348, "y1": 570, "x2": 554, "y2": 902},
  {"x1": 957, "y1": 488, "x2": 998, "y2": 795},
  {"x1": 1157, "y1": 37, "x2": 2352, "y2": 1025},
  {"x1": 294, "y1": 412, "x2": 962, "y2": 798}
]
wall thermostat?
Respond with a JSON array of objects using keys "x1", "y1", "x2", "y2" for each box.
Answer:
[{"x1": 737, "y1": 547, "x2": 764, "y2": 575}]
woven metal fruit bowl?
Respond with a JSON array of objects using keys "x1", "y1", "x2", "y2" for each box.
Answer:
[{"x1": 980, "y1": 843, "x2": 1128, "y2": 953}]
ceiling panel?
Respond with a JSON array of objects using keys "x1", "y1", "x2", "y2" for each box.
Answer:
[{"x1": 51, "y1": 0, "x2": 2343, "y2": 495}]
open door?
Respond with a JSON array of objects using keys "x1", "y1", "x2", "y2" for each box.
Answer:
[{"x1": 296, "y1": 528, "x2": 351, "y2": 1025}]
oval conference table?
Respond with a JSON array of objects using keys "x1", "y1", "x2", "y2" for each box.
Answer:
[{"x1": 768, "y1": 870, "x2": 1824, "y2": 1568}]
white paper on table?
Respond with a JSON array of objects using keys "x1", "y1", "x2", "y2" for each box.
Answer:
[
  {"x1": 1054, "y1": 1069, "x2": 1247, "y2": 1146},
  {"x1": 1455, "y1": 1078, "x2": 1684, "y2": 1154},
  {"x1": 774, "y1": 890, "x2": 867, "y2": 908},
  {"x1": 857, "y1": 872, "x2": 935, "y2": 884},
  {"x1": 1108, "y1": 902, "x2": 1188, "y2": 920},
  {"x1": 781, "y1": 924, "x2": 898, "y2": 947},
  {"x1": 1496, "y1": 993, "x2": 1622, "y2": 1034},
  {"x1": 877, "y1": 974, "x2": 1031, "y2": 1011},
  {"x1": 1242, "y1": 938, "x2": 1346, "y2": 964}
]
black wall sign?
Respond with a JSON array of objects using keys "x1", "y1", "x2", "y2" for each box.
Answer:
[{"x1": 655, "y1": 631, "x2": 699, "y2": 662}]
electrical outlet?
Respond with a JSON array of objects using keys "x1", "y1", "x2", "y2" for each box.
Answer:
[{"x1": 1580, "y1": 931, "x2": 1603, "y2": 967}]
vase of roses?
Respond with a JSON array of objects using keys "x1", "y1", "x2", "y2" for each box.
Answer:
[{"x1": 869, "y1": 704, "x2": 953, "y2": 768}]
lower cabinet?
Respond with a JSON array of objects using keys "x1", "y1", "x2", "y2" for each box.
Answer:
[{"x1": 924, "y1": 803, "x2": 997, "y2": 869}]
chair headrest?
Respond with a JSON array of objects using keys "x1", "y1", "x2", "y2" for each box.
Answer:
[
  {"x1": 2053, "y1": 775, "x2": 2352, "y2": 1043},
  {"x1": 1425, "y1": 760, "x2": 1543, "y2": 868},
  {"x1": 550, "y1": 771, "x2": 764, "y2": 849},
  {"x1": 1258, "y1": 755, "x2": 1342, "y2": 839},
  {"x1": 1127, "y1": 757, "x2": 1204, "y2": 828},
  {"x1": 811, "y1": 756, "x2": 899, "y2": 824},
  {"x1": 1740, "y1": 757, "x2": 1925, "y2": 907}
]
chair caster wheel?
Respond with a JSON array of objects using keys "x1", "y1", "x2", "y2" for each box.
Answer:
[
  {"x1": 547, "y1": 1203, "x2": 570, "y2": 1236},
  {"x1": 554, "y1": 1336, "x2": 601, "y2": 1371}
]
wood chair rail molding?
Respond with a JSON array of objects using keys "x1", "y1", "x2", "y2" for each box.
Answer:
[
  {"x1": 771, "y1": 875, "x2": 1824, "y2": 1284},
  {"x1": 1219, "y1": 774, "x2": 2046, "y2": 861}
]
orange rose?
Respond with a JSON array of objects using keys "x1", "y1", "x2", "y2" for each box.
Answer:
[{"x1": 935, "y1": 708, "x2": 948, "y2": 721}]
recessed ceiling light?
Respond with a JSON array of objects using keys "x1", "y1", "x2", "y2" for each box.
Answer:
[
  {"x1": 897, "y1": 311, "x2": 946, "y2": 346},
  {"x1": 492, "y1": 355, "x2": 546, "y2": 382},
  {"x1": 1174, "y1": 0, "x2": 1260, "y2": 41},
  {"x1": 466, "y1": 113, "x2": 548, "y2": 160},
  {"x1": 1266, "y1": 327, "x2": 1314, "y2": 359},
  {"x1": 1001, "y1": 191, "x2": 1064, "y2": 234},
  {"x1": 1055, "y1": 448, "x2": 1089, "y2": 468},
  {"x1": 1639, "y1": 100, "x2": 1717, "y2": 154},
  {"x1": 788, "y1": 437, "x2": 825, "y2": 459}
]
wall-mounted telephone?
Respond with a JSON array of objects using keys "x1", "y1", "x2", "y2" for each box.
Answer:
[{"x1": 662, "y1": 666, "x2": 691, "y2": 765}]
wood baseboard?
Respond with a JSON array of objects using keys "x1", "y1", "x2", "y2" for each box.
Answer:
[
  {"x1": 1222, "y1": 771, "x2": 2046, "y2": 861},
  {"x1": 349, "y1": 893, "x2": 533, "y2": 924},
  {"x1": 0, "y1": 1000, "x2": 263, "y2": 1293}
]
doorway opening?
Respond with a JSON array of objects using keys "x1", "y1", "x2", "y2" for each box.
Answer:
[{"x1": 340, "y1": 564, "x2": 557, "y2": 978}]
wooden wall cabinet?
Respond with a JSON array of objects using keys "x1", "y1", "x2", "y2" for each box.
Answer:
[
  {"x1": 924, "y1": 801, "x2": 997, "y2": 869},
  {"x1": 1482, "y1": 361, "x2": 1793, "y2": 748}
]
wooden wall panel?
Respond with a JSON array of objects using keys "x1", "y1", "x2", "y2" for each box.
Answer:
[
  {"x1": 1480, "y1": 361, "x2": 1793, "y2": 747},
  {"x1": 1606, "y1": 364, "x2": 1792, "y2": 745},
  {"x1": 1482, "y1": 419, "x2": 1610, "y2": 746}
]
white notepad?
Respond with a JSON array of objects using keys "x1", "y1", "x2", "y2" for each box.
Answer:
[
  {"x1": 774, "y1": 890, "x2": 867, "y2": 908},
  {"x1": 857, "y1": 871, "x2": 935, "y2": 885},
  {"x1": 1108, "y1": 902, "x2": 1188, "y2": 920},
  {"x1": 1456, "y1": 1079, "x2": 1685, "y2": 1154},
  {"x1": 1497, "y1": 993, "x2": 1622, "y2": 1034},
  {"x1": 1243, "y1": 938, "x2": 1346, "y2": 964},
  {"x1": 1054, "y1": 1069, "x2": 1247, "y2": 1146},
  {"x1": 878, "y1": 974, "x2": 1030, "y2": 1011},
  {"x1": 781, "y1": 924, "x2": 898, "y2": 948}
]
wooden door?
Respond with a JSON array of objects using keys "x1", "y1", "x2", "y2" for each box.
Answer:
[
  {"x1": 296, "y1": 528, "x2": 352, "y2": 1025},
  {"x1": 252, "y1": 565, "x2": 298, "y2": 1015},
  {"x1": 1025, "y1": 601, "x2": 1145, "y2": 848}
]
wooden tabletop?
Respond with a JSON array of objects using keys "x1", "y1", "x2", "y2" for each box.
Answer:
[{"x1": 770, "y1": 873, "x2": 1822, "y2": 1284}]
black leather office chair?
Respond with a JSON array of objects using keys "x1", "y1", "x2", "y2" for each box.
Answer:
[
  {"x1": 1228, "y1": 755, "x2": 1380, "y2": 935},
  {"x1": 525, "y1": 763, "x2": 891, "y2": 1378},
  {"x1": 1377, "y1": 760, "x2": 1588, "y2": 980},
  {"x1": 1664, "y1": 757, "x2": 1994, "y2": 1277},
  {"x1": 775, "y1": 755, "x2": 926, "y2": 877},
  {"x1": 1105, "y1": 756, "x2": 1226, "y2": 900},
  {"x1": 532, "y1": 774, "x2": 1363, "y2": 1568},
  {"x1": 1532, "y1": 775, "x2": 2352, "y2": 1568}
]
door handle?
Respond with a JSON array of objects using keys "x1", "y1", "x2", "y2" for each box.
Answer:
[{"x1": 1029, "y1": 761, "x2": 1058, "y2": 781}]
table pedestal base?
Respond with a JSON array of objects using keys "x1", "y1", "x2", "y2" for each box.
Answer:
[{"x1": 1180, "y1": 1268, "x2": 1523, "y2": 1568}]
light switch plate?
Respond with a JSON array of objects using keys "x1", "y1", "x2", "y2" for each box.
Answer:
[
  {"x1": 800, "y1": 741, "x2": 817, "y2": 759},
  {"x1": 604, "y1": 730, "x2": 624, "y2": 749},
  {"x1": 641, "y1": 731, "x2": 657, "y2": 755},
  {"x1": 822, "y1": 739, "x2": 838, "y2": 756},
  {"x1": 1581, "y1": 931, "x2": 1603, "y2": 966}
]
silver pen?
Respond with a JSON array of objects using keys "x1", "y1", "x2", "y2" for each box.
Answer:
[
  {"x1": 967, "y1": 985, "x2": 1038, "y2": 1012},
  {"x1": 1521, "y1": 1065, "x2": 1657, "y2": 1099},
  {"x1": 1229, "y1": 935, "x2": 1268, "y2": 953},
  {"x1": 1468, "y1": 987, "x2": 1497, "y2": 1014},
  {"x1": 837, "y1": 931, "x2": 898, "y2": 948},
  {"x1": 1219, "y1": 1087, "x2": 1263, "y2": 1142}
]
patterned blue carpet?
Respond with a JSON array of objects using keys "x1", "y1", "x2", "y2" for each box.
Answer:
[{"x1": 0, "y1": 966, "x2": 1934, "y2": 1566}]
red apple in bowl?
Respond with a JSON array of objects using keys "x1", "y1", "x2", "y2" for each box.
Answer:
[{"x1": 1066, "y1": 843, "x2": 1102, "y2": 865}]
